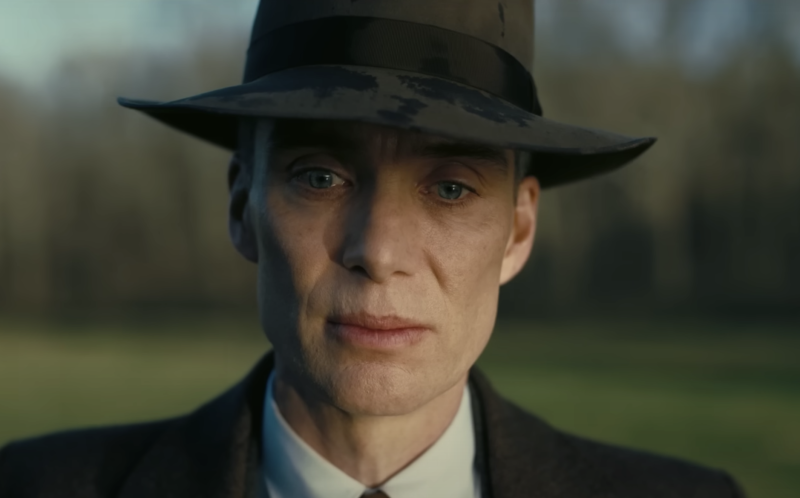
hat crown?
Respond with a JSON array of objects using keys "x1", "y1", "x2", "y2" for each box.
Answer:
[
  {"x1": 250, "y1": 0, "x2": 535, "y2": 72},
  {"x1": 120, "y1": 0, "x2": 653, "y2": 188}
]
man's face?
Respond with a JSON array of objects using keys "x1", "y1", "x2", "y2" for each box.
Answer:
[{"x1": 239, "y1": 119, "x2": 538, "y2": 416}]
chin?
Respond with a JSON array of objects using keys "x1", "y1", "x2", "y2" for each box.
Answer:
[{"x1": 323, "y1": 360, "x2": 436, "y2": 416}]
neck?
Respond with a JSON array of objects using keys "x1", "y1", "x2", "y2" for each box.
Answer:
[{"x1": 272, "y1": 370, "x2": 468, "y2": 488}]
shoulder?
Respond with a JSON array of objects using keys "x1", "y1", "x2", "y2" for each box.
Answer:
[
  {"x1": 561, "y1": 430, "x2": 746, "y2": 498},
  {"x1": 0, "y1": 419, "x2": 173, "y2": 498},
  {"x1": 471, "y1": 373, "x2": 746, "y2": 498}
]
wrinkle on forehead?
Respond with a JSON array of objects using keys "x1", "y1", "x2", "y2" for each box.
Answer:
[{"x1": 373, "y1": 126, "x2": 401, "y2": 164}]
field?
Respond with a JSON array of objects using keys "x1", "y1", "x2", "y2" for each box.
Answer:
[{"x1": 1, "y1": 315, "x2": 798, "y2": 497}]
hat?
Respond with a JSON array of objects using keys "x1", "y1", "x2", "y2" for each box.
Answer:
[{"x1": 118, "y1": 0, "x2": 655, "y2": 188}]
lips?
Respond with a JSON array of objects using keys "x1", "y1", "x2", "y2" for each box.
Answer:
[{"x1": 326, "y1": 313, "x2": 430, "y2": 349}]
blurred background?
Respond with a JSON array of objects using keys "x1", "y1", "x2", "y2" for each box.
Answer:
[{"x1": 0, "y1": 0, "x2": 798, "y2": 496}]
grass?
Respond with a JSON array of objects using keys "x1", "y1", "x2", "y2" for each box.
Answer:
[{"x1": 0, "y1": 315, "x2": 798, "y2": 497}]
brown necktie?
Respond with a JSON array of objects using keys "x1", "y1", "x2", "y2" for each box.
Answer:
[{"x1": 361, "y1": 491, "x2": 389, "y2": 498}]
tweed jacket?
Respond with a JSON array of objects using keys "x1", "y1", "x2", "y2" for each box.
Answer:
[{"x1": 0, "y1": 353, "x2": 744, "y2": 498}]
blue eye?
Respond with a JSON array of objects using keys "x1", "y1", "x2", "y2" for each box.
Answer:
[
  {"x1": 301, "y1": 169, "x2": 344, "y2": 189},
  {"x1": 437, "y1": 182, "x2": 465, "y2": 200}
]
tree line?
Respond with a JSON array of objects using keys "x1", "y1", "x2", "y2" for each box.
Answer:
[{"x1": 1, "y1": 11, "x2": 799, "y2": 318}]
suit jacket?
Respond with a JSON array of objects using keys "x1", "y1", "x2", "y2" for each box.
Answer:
[{"x1": 0, "y1": 353, "x2": 745, "y2": 498}]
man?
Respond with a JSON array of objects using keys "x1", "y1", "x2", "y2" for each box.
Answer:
[{"x1": 0, "y1": 1, "x2": 744, "y2": 497}]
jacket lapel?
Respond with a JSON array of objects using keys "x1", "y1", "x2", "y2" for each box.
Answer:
[
  {"x1": 116, "y1": 353, "x2": 613, "y2": 498},
  {"x1": 118, "y1": 354, "x2": 273, "y2": 498},
  {"x1": 469, "y1": 369, "x2": 616, "y2": 498}
]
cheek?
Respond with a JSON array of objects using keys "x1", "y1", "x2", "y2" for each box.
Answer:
[
  {"x1": 428, "y1": 206, "x2": 511, "y2": 303},
  {"x1": 424, "y1": 205, "x2": 512, "y2": 357},
  {"x1": 253, "y1": 192, "x2": 339, "y2": 345}
]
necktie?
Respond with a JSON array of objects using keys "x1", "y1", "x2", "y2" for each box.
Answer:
[{"x1": 361, "y1": 491, "x2": 389, "y2": 498}]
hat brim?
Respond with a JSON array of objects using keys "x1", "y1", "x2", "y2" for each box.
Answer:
[{"x1": 118, "y1": 65, "x2": 655, "y2": 188}]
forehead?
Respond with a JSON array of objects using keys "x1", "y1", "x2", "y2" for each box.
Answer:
[{"x1": 263, "y1": 119, "x2": 510, "y2": 167}]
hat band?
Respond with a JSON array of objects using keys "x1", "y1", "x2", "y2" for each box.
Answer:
[{"x1": 245, "y1": 16, "x2": 541, "y2": 115}]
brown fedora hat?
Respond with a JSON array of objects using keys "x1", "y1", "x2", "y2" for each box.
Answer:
[{"x1": 118, "y1": 0, "x2": 655, "y2": 188}]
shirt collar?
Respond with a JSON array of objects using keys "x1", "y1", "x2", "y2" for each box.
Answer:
[{"x1": 262, "y1": 372, "x2": 479, "y2": 498}]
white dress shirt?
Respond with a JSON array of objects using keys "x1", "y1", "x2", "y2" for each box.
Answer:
[{"x1": 262, "y1": 371, "x2": 481, "y2": 498}]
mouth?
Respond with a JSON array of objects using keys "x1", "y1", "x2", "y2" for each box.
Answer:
[{"x1": 326, "y1": 314, "x2": 431, "y2": 350}]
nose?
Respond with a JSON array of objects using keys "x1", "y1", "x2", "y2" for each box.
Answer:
[{"x1": 341, "y1": 190, "x2": 418, "y2": 283}]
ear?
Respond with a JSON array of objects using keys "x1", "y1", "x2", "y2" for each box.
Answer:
[
  {"x1": 228, "y1": 153, "x2": 259, "y2": 263},
  {"x1": 499, "y1": 176, "x2": 540, "y2": 284}
]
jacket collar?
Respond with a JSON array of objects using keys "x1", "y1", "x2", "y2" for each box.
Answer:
[
  {"x1": 469, "y1": 369, "x2": 615, "y2": 498},
  {"x1": 117, "y1": 355, "x2": 271, "y2": 498},
  {"x1": 118, "y1": 353, "x2": 614, "y2": 498}
]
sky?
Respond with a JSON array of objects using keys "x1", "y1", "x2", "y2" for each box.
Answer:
[
  {"x1": 0, "y1": 1, "x2": 258, "y2": 88},
  {"x1": 1, "y1": 0, "x2": 799, "y2": 90}
]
